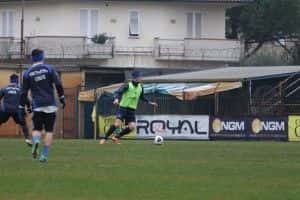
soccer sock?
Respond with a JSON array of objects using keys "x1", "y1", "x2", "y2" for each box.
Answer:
[
  {"x1": 32, "y1": 135, "x2": 41, "y2": 144},
  {"x1": 104, "y1": 125, "x2": 116, "y2": 139},
  {"x1": 117, "y1": 127, "x2": 132, "y2": 138},
  {"x1": 21, "y1": 125, "x2": 30, "y2": 139},
  {"x1": 41, "y1": 145, "x2": 49, "y2": 157}
]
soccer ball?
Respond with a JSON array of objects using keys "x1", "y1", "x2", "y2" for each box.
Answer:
[{"x1": 154, "y1": 135, "x2": 164, "y2": 145}]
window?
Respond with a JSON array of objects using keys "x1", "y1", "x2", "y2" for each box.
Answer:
[
  {"x1": 186, "y1": 12, "x2": 202, "y2": 38},
  {"x1": 80, "y1": 9, "x2": 99, "y2": 38},
  {"x1": 129, "y1": 11, "x2": 140, "y2": 37},
  {"x1": 1, "y1": 10, "x2": 14, "y2": 37}
]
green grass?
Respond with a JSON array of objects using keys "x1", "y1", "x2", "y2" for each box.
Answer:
[{"x1": 0, "y1": 139, "x2": 300, "y2": 200}]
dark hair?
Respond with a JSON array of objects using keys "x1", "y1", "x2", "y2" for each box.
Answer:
[
  {"x1": 31, "y1": 49, "x2": 44, "y2": 62},
  {"x1": 31, "y1": 49, "x2": 43, "y2": 57},
  {"x1": 132, "y1": 70, "x2": 142, "y2": 79},
  {"x1": 10, "y1": 74, "x2": 19, "y2": 83}
]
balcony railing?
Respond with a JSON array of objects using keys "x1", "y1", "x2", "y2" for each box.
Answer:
[
  {"x1": 26, "y1": 36, "x2": 114, "y2": 59},
  {"x1": 154, "y1": 38, "x2": 242, "y2": 62},
  {"x1": 0, "y1": 37, "x2": 21, "y2": 59},
  {"x1": 0, "y1": 36, "x2": 114, "y2": 59},
  {"x1": 1, "y1": 36, "x2": 242, "y2": 63}
]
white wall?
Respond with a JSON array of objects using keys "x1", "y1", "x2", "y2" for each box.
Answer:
[{"x1": 0, "y1": 1, "x2": 227, "y2": 46}]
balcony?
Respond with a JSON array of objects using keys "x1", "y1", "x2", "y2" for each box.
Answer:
[
  {"x1": 26, "y1": 36, "x2": 114, "y2": 59},
  {"x1": 154, "y1": 38, "x2": 242, "y2": 62},
  {"x1": 0, "y1": 36, "x2": 114, "y2": 60},
  {"x1": 0, "y1": 37, "x2": 21, "y2": 59}
]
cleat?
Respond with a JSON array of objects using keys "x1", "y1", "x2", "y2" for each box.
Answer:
[
  {"x1": 25, "y1": 139, "x2": 33, "y2": 147},
  {"x1": 39, "y1": 155, "x2": 47, "y2": 163},
  {"x1": 32, "y1": 142, "x2": 39, "y2": 159},
  {"x1": 99, "y1": 139, "x2": 107, "y2": 144},
  {"x1": 112, "y1": 136, "x2": 121, "y2": 144}
]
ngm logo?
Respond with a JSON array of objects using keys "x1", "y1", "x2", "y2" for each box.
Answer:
[
  {"x1": 252, "y1": 118, "x2": 285, "y2": 134},
  {"x1": 212, "y1": 118, "x2": 245, "y2": 133}
]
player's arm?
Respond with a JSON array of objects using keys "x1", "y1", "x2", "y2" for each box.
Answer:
[
  {"x1": 25, "y1": 97, "x2": 32, "y2": 113},
  {"x1": 113, "y1": 83, "x2": 129, "y2": 105},
  {"x1": 19, "y1": 72, "x2": 30, "y2": 108},
  {"x1": 0, "y1": 88, "x2": 4, "y2": 101},
  {"x1": 51, "y1": 68, "x2": 65, "y2": 108},
  {"x1": 140, "y1": 87, "x2": 158, "y2": 107},
  {"x1": 52, "y1": 68, "x2": 64, "y2": 98}
]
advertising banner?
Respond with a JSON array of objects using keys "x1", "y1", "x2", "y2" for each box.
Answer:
[
  {"x1": 210, "y1": 116, "x2": 288, "y2": 140},
  {"x1": 249, "y1": 117, "x2": 288, "y2": 140},
  {"x1": 98, "y1": 115, "x2": 209, "y2": 140},
  {"x1": 136, "y1": 115, "x2": 209, "y2": 140},
  {"x1": 210, "y1": 117, "x2": 247, "y2": 139},
  {"x1": 288, "y1": 116, "x2": 300, "y2": 142}
]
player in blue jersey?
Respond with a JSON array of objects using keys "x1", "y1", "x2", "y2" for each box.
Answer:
[
  {"x1": 0, "y1": 74, "x2": 32, "y2": 146},
  {"x1": 20, "y1": 49, "x2": 65, "y2": 162}
]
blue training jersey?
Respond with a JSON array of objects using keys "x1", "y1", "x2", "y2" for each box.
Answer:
[
  {"x1": 0, "y1": 83, "x2": 22, "y2": 112},
  {"x1": 20, "y1": 63, "x2": 64, "y2": 109}
]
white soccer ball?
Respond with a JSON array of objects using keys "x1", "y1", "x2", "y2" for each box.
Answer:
[{"x1": 154, "y1": 135, "x2": 164, "y2": 145}]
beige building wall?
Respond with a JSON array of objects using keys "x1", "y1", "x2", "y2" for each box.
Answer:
[{"x1": 0, "y1": 1, "x2": 227, "y2": 46}]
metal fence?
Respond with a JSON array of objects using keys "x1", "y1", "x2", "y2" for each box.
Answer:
[{"x1": 96, "y1": 88, "x2": 299, "y2": 117}]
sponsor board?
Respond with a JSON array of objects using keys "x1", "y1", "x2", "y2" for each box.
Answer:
[
  {"x1": 288, "y1": 116, "x2": 300, "y2": 142},
  {"x1": 210, "y1": 117, "x2": 288, "y2": 140},
  {"x1": 249, "y1": 117, "x2": 287, "y2": 139},
  {"x1": 98, "y1": 115, "x2": 209, "y2": 140},
  {"x1": 210, "y1": 117, "x2": 247, "y2": 139},
  {"x1": 136, "y1": 115, "x2": 209, "y2": 140}
]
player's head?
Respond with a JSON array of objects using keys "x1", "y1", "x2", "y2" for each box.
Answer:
[
  {"x1": 131, "y1": 70, "x2": 142, "y2": 82},
  {"x1": 31, "y1": 49, "x2": 44, "y2": 63},
  {"x1": 10, "y1": 74, "x2": 19, "y2": 84}
]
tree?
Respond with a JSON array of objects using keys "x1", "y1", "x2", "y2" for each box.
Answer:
[
  {"x1": 226, "y1": 7, "x2": 243, "y2": 39},
  {"x1": 227, "y1": 0, "x2": 300, "y2": 60}
]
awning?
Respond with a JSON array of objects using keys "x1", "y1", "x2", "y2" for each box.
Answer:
[
  {"x1": 78, "y1": 82, "x2": 242, "y2": 102},
  {"x1": 170, "y1": 82, "x2": 242, "y2": 100},
  {"x1": 143, "y1": 66, "x2": 300, "y2": 83}
]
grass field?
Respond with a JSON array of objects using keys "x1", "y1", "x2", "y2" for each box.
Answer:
[{"x1": 0, "y1": 139, "x2": 300, "y2": 200}]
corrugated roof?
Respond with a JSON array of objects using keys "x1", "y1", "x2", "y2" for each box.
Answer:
[{"x1": 143, "y1": 66, "x2": 300, "y2": 83}]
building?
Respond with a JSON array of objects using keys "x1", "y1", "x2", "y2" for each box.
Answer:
[{"x1": 0, "y1": 0, "x2": 252, "y2": 137}]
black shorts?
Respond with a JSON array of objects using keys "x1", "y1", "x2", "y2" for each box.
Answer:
[
  {"x1": 32, "y1": 112, "x2": 56, "y2": 132},
  {"x1": 116, "y1": 107, "x2": 136, "y2": 125},
  {"x1": 0, "y1": 110, "x2": 26, "y2": 126}
]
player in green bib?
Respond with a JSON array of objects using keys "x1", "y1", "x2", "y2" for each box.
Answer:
[{"x1": 100, "y1": 71, "x2": 157, "y2": 144}]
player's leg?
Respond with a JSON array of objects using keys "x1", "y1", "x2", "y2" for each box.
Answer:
[
  {"x1": 31, "y1": 112, "x2": 43, "y2": 159},
  {"x1": 39, "y1": 112, "x2": 56, "y2": 162},
  {"x1": 12, "y1": 112, "x2": 32, "y2": 146},
  {"x1": 100, "y1": 118, "x2": 122, "y2": 144},
  {"x1": 112, "y1": 110, "x2": 136, "y2": 144},
  {"x1": 0, "y1": 110, "x2": 11, "y2": 125},
  {"x1": 117, "y1": 122, "x2": 136, "y2": 138},
  {"x1": 100, "y1": 108, "x2": 124, "y2": 144}
]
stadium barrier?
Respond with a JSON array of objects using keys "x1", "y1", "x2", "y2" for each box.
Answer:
[{"x1": 97, "y1": 114, "x2": 299, "y2": 141}]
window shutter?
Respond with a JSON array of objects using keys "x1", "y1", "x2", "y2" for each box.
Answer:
[
  {"x1": 129, "y1": 11, "x2": 139, "y2": 36},
  {"x1": 8, "y1": 11, "x2": 13, "y2": 36},
  {"x1": 2, "y1": 11, "x2": 7, "y2": 36},
  {"x1": 186, "y1": 13, "x2": 193, "y2": 38},
  {"x1": 195, "y1": 13, "x2": 202, "y2": 38},
  {"x1": 90, "y1": 9, "x2": 99, "y2": 37},
  {"x1": 80, "y1": 9, "x2": 88, "y2": 36}
]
